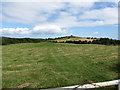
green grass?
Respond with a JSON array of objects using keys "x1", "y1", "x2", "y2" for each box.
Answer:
[{"x1": 2, "y1": 42, "x2": 119, "y2": 88}]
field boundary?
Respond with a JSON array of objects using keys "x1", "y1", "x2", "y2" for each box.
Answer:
[{"x1": 60, "y1": 79, "x2": 120, "y2": 89}]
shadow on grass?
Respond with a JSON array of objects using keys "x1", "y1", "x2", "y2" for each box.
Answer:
[{"x1": 110, "y1": 61, "x2": 120, "y2": 79}]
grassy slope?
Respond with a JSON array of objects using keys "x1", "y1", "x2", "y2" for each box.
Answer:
[{"x1": 2, "y1": 42, "x2": 118, "y2": 88}]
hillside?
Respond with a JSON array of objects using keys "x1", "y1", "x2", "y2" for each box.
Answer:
[
  {"x1": 0, "y1": 36, "x2": 95, "y2": 44},
  {"x1": 1, "y1": 36, "x2": 120, "y2": 45},
  {"x1": 2, "y1": 42, "x2": 118, "y2": 88},
  {"x1": 54, "y1": 37, "x2": 95, "y2": 43}
]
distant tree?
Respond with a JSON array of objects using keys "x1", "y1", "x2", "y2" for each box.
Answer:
[
  {"x1": 88, "y1": 41, "x2": 92, "y2": 44},
  {"x1": 87, "y1": 37, "x2": 90, "y2": 39}
]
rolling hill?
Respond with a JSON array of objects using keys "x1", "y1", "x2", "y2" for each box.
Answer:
[{"x1": 2, "y1": 42, "x2": 118, "y2": 88}]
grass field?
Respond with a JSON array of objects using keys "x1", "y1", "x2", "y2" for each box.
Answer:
[{"x1": 2, "y1": 42, "x2": 119, "y2": 88}]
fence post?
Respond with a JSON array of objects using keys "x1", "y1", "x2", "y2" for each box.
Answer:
[{"x1": 118, "y1": 81, "x2": 120, "y2": 90}]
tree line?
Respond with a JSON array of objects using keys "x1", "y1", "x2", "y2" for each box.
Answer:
[
  {"x1": 1, "y1": 36, "x2": 120, "y2": 45},
  {"x1": 1, "y1": 35, "x2": 78, "y2": 45},
  {"x1": 47, "y1": 35, "x2": 76, "y2": 40},
  {"x1": 1, "y1": 37, "x2": 48, "y2": 45},
  {"x1": 53, "y1": 38, "x2": 120, "y2": 45}
]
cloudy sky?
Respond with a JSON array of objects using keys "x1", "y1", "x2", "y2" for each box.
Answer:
[{"x1": 0, "y1": 0, "x2": 119, "y2": 39}]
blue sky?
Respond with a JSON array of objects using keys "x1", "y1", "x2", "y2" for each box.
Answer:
[{"x1": 0, "y1": 0, "x2": 118, "y2": 39}]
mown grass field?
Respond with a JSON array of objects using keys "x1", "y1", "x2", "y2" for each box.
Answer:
[{"x1": 2, "y1": 42, "x2": 118, "y2": 88}]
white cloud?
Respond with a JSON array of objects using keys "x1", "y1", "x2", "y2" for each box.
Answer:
[
  {"x1": 2, "y1": 2, "x2": 65, "y2": 24},
  {"x1": 93, "y1": 32, "x2": 99, "y2": 35},
  {"x1": 1, "y1": 25, "x2": 68, "y2": 37},
  {"x1": 1, "y1": 1, "x2": 118, "y2": 27},
  {"x1": 79, "y1": 7, "x2": 118, "y2": 25},
  {"x1": 1, "y1": 0, "x2": 119, "y2": 2},
  {"x1": 66, "y1": 2, "x2": 96, "y2": 14},
  {"x1": 1, "y1": 28, "x2": 30, "y2": 35},
  {"x1": 32, "y1": 25, "x2": 67, "y2": 35},
  {"x1": 52, "y1": 6, "x2": 118, "y2": 27}
]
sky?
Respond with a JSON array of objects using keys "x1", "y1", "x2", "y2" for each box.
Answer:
[{"x1": 0, "y1": 0, "x2": 119, "y2": 39}]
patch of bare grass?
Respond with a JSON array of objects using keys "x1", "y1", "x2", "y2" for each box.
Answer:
[{"x1": 17, "y1": 83, "x2": 39, "y2": 88}]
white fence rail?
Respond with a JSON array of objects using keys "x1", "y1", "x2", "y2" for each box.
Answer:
[
  {"x1": 61, "y1": 79, "x2": 120, "y2": 89},
  {"x1": 43, "y1": 80, "x2": 120, "y2": 90}
]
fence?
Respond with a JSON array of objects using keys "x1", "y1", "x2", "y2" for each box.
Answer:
[{"x1": 60, "y1": 79, "x2": 120, "y2": 90}]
